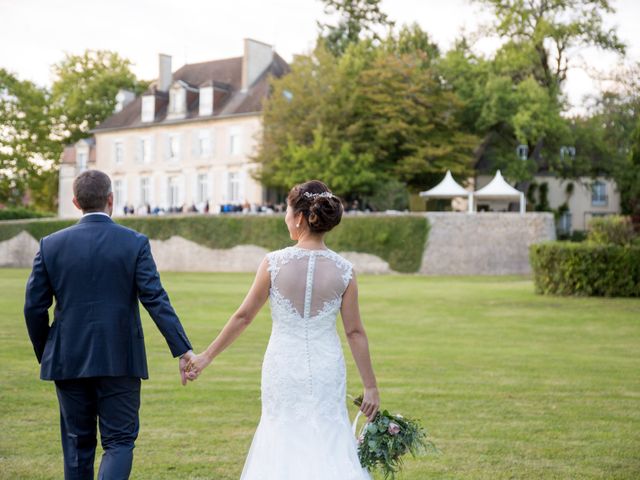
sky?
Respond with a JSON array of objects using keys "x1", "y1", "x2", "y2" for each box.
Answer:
[{"x1": 1, "y1": 0, "x2": 639, "y2": 114}]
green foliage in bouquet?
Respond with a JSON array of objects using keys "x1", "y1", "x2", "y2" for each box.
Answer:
[{"x1": 353, "y1": 396, "x2": 436, "y2": 479}]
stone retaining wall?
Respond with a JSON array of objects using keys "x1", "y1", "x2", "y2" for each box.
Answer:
[
  {"x1": 421, "y1": 212, "x2": 556, "y2": 275},
  {"x1": 0, "y1": 213, "x2": 555, "y2": 275}
]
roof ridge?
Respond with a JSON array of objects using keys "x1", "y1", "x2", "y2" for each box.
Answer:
[{"x1": 176, "y1": 55, "x2": 243, "y2": 69}]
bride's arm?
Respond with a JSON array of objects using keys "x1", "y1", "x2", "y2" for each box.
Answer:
[
  {"x1": 186, "y1": 257, "x2": 270, "y2": 376},
  {"x1": 340, "y1": 272, "x2": 380, "y2": 420}
]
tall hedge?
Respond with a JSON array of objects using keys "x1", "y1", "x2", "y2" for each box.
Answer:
[
  {"x1": 0, "y1": 207, "x2": 54, "y2": 221},
  {"x1": 587, "y1": 215, "x2": 635, "y2": 246},
  {"x1": 0, "y1": 214, "x2": 429, "y2": 273},
  {"x1": 530, "y1": 242, "x2": 640, "y2": 297}
]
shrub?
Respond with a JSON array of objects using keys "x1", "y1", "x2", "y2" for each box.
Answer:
[
  {"x1": 0, "y1": 214, "x2": 429, "y2": 273},
  {"x1": 530, "y1": 242, "x2": 640, "y2": 297},
  {"x1": 557, "y1": 230, "x2": 587, "y2": 242},
  {"x1": 0, "y1": 207, "x2": 54, "y2": 221},
  {"x1": 587, "y1": 215, "x2": 635, "y2": 246}
]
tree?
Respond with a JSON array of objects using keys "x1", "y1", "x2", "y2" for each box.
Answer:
[
  {"x1": 474, "y1": 0, "x2": 625, "y2": 93},
  {"x1": 317, "y1": 0, "x2": 394, "y2": 56},
  {"x1": 270, "y1": 126, "x2": 378, "y2": 198},
  {"x1": 351, "y1": 47, "x2": 478, "y2": 188},
  {"x1": 0, "y1": 69, "x2": 61, "y2": 210},
  {"x1": 51, "y1": 50, "x2": 148, "y2": 144},
  {"x1": 436, "y1": 0, "x2": 624, "y2": 188},
  {"x1": 564, "y1": 61, "x2": 640, "y2": 216},
  {"x1": 620, "y1": 120, "x2": 640, "y2": 218},
  {"x1": 438, "y1": 40, "x2": 569, "y2": 183},
  {"x1": 256, "y1": 26, "x2": 477, "y2": 203},
  {"x1": 1, "y1": 51, "x2": 148, "y2": 211}
]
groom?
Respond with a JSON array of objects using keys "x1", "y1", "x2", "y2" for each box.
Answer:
[{"x1": 24, "y1": 170, "x2": 195, "y2": 480}]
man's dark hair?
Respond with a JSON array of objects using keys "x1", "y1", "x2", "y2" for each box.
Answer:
[{"x1": 73, "y1": 170, "x2": 112, "y2": 212}]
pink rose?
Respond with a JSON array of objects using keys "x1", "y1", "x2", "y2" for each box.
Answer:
[
  {"x1": 388, "y1": 422, "x2": 401, "y2": 435},
  {"x1": 357, "y1": 434, "x2": 365, "y2": 445}
]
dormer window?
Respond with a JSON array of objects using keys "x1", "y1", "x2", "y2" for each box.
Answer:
[
  {"x1": 77, "y1": 151, "x2": 88, "y2": 172},
  {"x1": 141, "y1": 95, "x2": 155, "y2": 123},
  {"x1": 199, "y1": 86, "x2": 213, "y2": 116},
  {"x1": 168, "y1": 85, "x2": 186, "y2": 118}
]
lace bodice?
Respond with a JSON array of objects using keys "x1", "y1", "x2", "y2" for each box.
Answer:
[{"x1": 261, "y1": 247, "x2": 354, "y2": 422}]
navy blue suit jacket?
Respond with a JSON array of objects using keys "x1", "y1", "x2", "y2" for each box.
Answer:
[{"x1": 24, "y1": 214, "x2": 192, "y2": 380}]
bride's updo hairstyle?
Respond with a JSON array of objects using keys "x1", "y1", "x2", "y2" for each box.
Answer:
[{"x1": 288, "y1": 180, "x2": 343, "y2": 234}]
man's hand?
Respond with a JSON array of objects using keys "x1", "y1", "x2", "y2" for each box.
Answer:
[{"x1": 179, "y1": 350, "x2": 196, "y2": 386}]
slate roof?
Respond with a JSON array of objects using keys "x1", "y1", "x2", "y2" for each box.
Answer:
[{"x1": 94, "y1": 53, "x2": 289, "y2": 132}]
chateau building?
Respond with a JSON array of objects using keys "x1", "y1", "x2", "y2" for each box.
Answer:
[
  {"x1": 474, "y1": 174, "x2": 621, "y2": 232},
  {"x1": 58, "y1": 39, "x2": 288, "y2": 217}
]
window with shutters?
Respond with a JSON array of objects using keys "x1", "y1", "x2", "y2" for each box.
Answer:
[
  {"x1": 197, "y1": 173, "x2": 208, "y2": 203},
  {"x1": 140, "y1": 177, "x2": 150, "y2": 205},
  {"x1": 114, "y1": 141, "x2": 124, "y2": 164},
  {"x1": 228, "y1": 172, "x2": 240, "y2": 202},
  {"x1": 114, "y1": 179, "x2": 124, "y2": 209},
  {"x1": 168, "y1": 134, "x2": 180, "y2": 161},
  {"x1": 77, "y1": 152, "x2": 88, "y2": 172},
  {"x1": 229, "y1": 127, "x2": 242, "y2": 156},
  {"x1": 168, "y1": 176, "x2": 181, "y2": 208},
  {"x1": 141, "y1": 137, "x2": 151, "y2": 164},
  {"x1": 198, "y1": 130, "x2": 211, "y2": 157},
  {"x1": 591, "y1": 181, "x2": 607, "y2": 206}
]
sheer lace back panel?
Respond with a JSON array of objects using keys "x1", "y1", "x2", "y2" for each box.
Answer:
[
  {"x1": 267, "y1": 247, "x2": 353, "y2": 327},
  {"x1": 261, "y1": 246, "x2": 354, "y2": 425}
]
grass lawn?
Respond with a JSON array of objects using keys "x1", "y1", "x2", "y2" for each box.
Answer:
[{"x1": 1, "y1": 269, "x2": 639, "y2": 479}]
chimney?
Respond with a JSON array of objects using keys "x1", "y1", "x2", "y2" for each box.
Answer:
[
  {"x1": 158, "y1": 53, "x2": 172, "y2": 92},
  {"x1": 242, "y1": 39, "x2": 273, "y2": 91},
  {"x1": 114, "y1": 89, "x2": 135, "y2": 113}
]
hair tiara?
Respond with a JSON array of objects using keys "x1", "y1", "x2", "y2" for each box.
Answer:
[{"x1": 303, "y1": 191, "x2": 334, "y2": 200}]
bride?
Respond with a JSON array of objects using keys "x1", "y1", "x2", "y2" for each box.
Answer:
[{"x1": 186, "y1": 180, "x2": 379, "y2": 479}]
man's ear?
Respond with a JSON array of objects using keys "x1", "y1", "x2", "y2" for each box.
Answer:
[
  {"x1": 72, "y1": 197, "x2": 82, "y2": 211},
  {"x1": 107, "y1": 192, "x2": 114, "y2": 208}
]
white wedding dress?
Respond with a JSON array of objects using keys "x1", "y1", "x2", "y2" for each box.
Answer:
[{"x1": 240, "y1": 246, "x2": 371, "y2": 480}]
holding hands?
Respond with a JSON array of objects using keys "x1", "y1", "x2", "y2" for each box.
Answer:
[
  {"x1": 183, "y1": 351, "x2": 212, "y2": 381},
  {"x1": 179, "y1": 350, "x2": 196, "y2": 385},
  {"x1": 178, "y1": 350, "x2": 211, "y2": 384}
]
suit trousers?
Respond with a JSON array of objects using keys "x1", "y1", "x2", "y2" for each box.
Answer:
[{"x1": 54, "y1": 377, "x2": 141, "y2": 480}]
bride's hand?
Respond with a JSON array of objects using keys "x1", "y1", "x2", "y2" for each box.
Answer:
[
  {"x1": 185, "y1": 352, "x2": 213, "y2": 379},
  {"x1": 361, "y1": 387, "x2": 380, "y2": 421}
]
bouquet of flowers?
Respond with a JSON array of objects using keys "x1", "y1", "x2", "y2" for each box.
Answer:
[{"x1": 352, "y1": 395, "x2": 436, "y2": 479}]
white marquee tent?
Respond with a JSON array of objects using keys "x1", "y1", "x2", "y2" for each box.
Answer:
[
  {"x1": 419, "y1": 170, "x2": 473, "y2": 212},
  {"x1": 473, "y1": 170, "x2": 526, "y2": 214}
]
